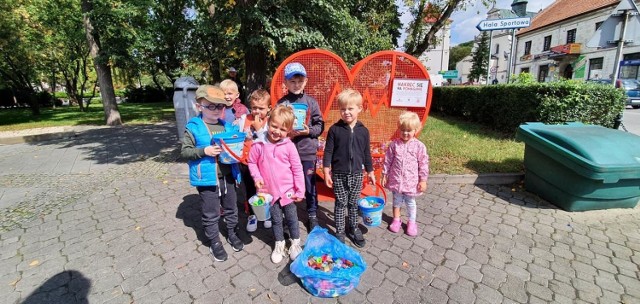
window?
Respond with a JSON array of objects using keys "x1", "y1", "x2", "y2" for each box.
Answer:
[
  {"x1": 524, "y1": 41, "x2": 532, "y2": 55},
  {"x1": 495, "y1": 43, "x2": 500, "y2": 55},
  {"x1": 543, "y1": 36, "x2": 552, "y2": 51},
  {"x1": 595, "y1": 21, "x2": 603, "y2": 31},
  {"x1": 521, "y1": 67, "x2": 530, "y2": 74},
  {"x1": 538, "y1": 65, "x2": 549, "y2": 82},
  {"x1": 588, "y1": 57, "x2": 604, "y2": 79},
  {"x1": 566, "y1": 29, "x2": 576, "y2": 43}
]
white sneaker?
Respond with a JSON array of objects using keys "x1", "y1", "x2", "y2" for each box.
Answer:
[
  {"x1": 246, "y1": 215, "x2": 257, "y2": 232},
  {"x1": 289, "y1": 238, "x2": 303, "y2": 260},
  {"x1": 271, "y1": 240, "x2": 286, "y2": 263},
  {"x1": 264, "y1": 220, "x2": 272, "y2": 229}
]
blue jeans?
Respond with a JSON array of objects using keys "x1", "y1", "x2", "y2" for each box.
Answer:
[{"x1": 302, "y1": 160, "x2": 318, "y2": 217}]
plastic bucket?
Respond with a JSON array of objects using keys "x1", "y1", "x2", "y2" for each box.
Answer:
[
  {"x1": 249, "y1": 194, "x2": 272, "y2": 221},
  {"x1": 358, "y1": 196, "x2": 385, "y2": 227},
  {"x1": 290, "y1": 103, "x2": 308, "y2": 130},
  {"x1": 212, "y1": 132, "x2": 246, "y2": 164}
]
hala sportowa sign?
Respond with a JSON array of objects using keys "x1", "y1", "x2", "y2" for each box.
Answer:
[{"x1": 390, "y1": 79, "x2": 429, "y2": 108}]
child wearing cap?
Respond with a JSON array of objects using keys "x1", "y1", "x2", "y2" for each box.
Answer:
[
  {"x1": 180, "y1": 84, "x2": 245, "y2": 263},
  {"x1": 277, "y1": 62, "x2": 325, "y2": 230}
]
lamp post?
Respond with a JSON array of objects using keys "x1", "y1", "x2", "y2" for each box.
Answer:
[{"x1": 507, "y1": 0, "x2": 528, "y2": 83}]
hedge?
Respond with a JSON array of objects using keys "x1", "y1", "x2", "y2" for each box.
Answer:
[{"x1": 431, "y1": 80, "x2": 626, "y2": 134}]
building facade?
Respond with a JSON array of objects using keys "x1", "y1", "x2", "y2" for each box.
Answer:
[
  {"x1": 514, "y1": 0, "x2": 640, "y2": 82},
  {"x1": 418, "y1": 23, "x2": 451, "y2": 81}
]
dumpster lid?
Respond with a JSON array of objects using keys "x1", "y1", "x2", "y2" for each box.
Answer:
[
  {"x1": 174, "y1": 76, "x2": 199, "y2": 89},
  {"x1": 518, "y1": 122, "x2": 640, "y2": 177}
]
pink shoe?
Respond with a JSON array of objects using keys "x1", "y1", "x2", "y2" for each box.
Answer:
[
  {"x1": 389, "y1": 218, "x2": 401, "y2": 233},
  {"x1": 406, "y1": 220, "x2": 418, "y2": 236}
]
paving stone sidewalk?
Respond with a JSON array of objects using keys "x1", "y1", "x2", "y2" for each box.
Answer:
[{"x1": 1, "y1": 123, "x2": 639, "y2": 304}]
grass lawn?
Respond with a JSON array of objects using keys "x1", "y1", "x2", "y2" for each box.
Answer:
[{"x1": 0, "y1": 102, "x2": 525, "y2": 174}]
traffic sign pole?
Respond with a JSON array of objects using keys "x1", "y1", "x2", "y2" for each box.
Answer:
[
  {"x1": 507, "y1": 29, "x2": 516, "y2": 83},
  {"x1": 487, "y1": 30, "x2": 493, "y2": 85},
  {"x1": 613, "y1": 10, "x2": 631, "y2": 86}
]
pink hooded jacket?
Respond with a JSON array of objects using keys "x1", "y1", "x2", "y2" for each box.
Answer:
[
  {"x1": 248, "y1": 138, "x2": 305, "y2": 206},
  {"x1": 382, "y1": 138, "x2": 429, "y2": 197}
]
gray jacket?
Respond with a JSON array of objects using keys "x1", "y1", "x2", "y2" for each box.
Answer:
[{"x1": 277, "y1": 92, "x2": 325, "y2": 161}]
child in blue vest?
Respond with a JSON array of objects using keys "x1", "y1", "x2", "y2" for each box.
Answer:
[{"x1": 180, "y1": 85, "x2": 244, "y2": 262}]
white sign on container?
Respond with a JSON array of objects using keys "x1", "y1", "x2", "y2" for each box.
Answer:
[{"x1": 390, "y1": 79, "x2": 429, "y2": 108}]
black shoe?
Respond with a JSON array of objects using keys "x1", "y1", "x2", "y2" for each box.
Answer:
[
  {"x1": 348, "y1": 227, "x2": 366, "y2": 248},
  {"x1": 210, "y1": 242, "x2": 228, "y2": 262},
  {"x1": 335, "y1": 232, "x2": 346, "y2": 243},
  {"x1": 308, "y1": 216, "x2": 319, "y2": 230},
  {"x1": 227, "y1": 232, "x2": 244, "y2": 252}
]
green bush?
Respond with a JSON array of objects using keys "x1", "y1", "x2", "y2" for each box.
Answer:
[{"x1": 432, "y1": 80, "x2": 625, "y2": 134}]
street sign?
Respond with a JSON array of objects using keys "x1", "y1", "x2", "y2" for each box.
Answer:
[
  {"x1": 476, "y1": 17, "x2": 531, "y2": 31},
  {"x1": 441, "y1": 70, "x2": 458, "y2": 79}
]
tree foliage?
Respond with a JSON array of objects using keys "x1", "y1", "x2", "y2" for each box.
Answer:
[
  {"x1": 448, "y1": 40, "x2": 473, "y2": 70},
  {"x1": 403, "y1": 0, "x2": 491, "y2": 57},
  {"x1": 469, "y1": 31, "x2": 489, "y2": 82}
]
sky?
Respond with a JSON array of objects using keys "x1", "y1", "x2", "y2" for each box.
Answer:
[{"x1": 397, "y1": 0, "x2": 556, "y2": 48}]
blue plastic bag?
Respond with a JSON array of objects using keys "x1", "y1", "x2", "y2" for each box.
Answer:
[{"x1": 289, "y1": 227, "x2": 367, "y2": 297}]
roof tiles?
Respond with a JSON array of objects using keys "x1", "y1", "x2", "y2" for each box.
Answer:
[{"x1": 517, "y1": 0, "x2": 618, "y2": 35}]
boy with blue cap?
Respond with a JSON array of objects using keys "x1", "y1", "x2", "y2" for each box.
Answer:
[{"x1": 277, "y1": 62, "x2": 325, "y2": 230}]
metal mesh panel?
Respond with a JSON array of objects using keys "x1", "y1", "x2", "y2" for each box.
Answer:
[{"x1": 270, "y1": 49, "x2": 432, "y2": 176}]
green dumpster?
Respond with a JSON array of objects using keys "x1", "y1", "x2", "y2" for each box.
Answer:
[{"x1": 516, "y1": 122, "x2": 640, "y2": 211}]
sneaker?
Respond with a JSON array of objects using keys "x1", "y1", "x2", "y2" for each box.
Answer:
[
  {"x1": 308, "y1": 216, "x2": 319, "y2": 230},
  {"x1": 264, "y1": 219, "x2": 272, "y2": 229},
  {"x1": 271, "y1": 240, "x2": 287, "y2": 263},
  {"x1": 246, "y1": 215, "x2": 257, "y2": 232},
  {"x1": 210, "y1": 242, "x2": 228, "y2": 262},
  {"x1": 335, "y1": 232, "x2": 346, "y2": 243},
  {"x1": 406, "y1": 220, "x2": 418, "y2": 237},
  {"x1": 227, "y1": 232, "x2": 244, "y2": 252},
  {"x1": 289, "y1": 239, "x2": 303, "y2": 260},
  {"x1": 389, "y1": 218, "x2": 401, "y2": 233},
  {"x1": 348, "y1": 227, "x2": 366, "y2": 248}
]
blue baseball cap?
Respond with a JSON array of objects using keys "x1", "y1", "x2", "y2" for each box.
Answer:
[{"x1": 284, "y1": 62, "x2": 307, "y2": 80}]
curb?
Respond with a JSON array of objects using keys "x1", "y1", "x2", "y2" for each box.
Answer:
[{"x1": 0, "y1": 131, "x2": 77, "y2": 145}]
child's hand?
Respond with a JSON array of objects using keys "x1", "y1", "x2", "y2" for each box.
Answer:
[
  {"x1": 381, "y1": 175, "x2": 387, "y2": 187},
  {"x1": 290, "y1": 124, "x2": 310, "y2": 137},
  {"x1": 418, "y1": 181, "x2": 427, "y2": 192},
  {"x1": 255, "y1": 180, "x2": 264, "y2": 190},
  {"x1": 323, "y1": 168, "x2": 333, "y2": 188},
  {"x1": 367, "y1": 171, "x2": 376, "y2": 185},
  {"x1": 204, "y1": 145, "x2": 222, "y2": 157},
  {"x1": 292, "y1": 196, "x2": 303, "y2": 203},
  {"x1": 251, "y1": 115, "x2": 265, "y2": 131}
]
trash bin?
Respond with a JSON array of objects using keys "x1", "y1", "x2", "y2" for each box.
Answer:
[
  {"x1": 173, "y1": 77, "x2": 199, "y2": 140},
  {"x1": 516, "y1": 122, "x2": 640, "y2": 211}
]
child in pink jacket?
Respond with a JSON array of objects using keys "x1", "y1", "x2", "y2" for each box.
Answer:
[
  {"x1": 381, "y1": 111, "x2": 429, "y2": 236},
  {"x1": 248, "y1": 105, "x2": 305, "y2": 263}
]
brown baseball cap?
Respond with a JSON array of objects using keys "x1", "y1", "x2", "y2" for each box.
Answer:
[{"x1": 195, "y1": 85, "x2": 231, "y2": 106}]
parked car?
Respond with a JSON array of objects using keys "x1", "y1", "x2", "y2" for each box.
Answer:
[{"x1": 587, "y1": 78, "x2": 640, "y2": 108}]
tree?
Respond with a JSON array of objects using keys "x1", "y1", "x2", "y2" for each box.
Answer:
[
  {"x1": 469, "y1": 31, "x2": 489, "y2": 82},
  {"x1": 81, "y1": 0, "x2": 122, "y2": 125},
  {"x1": 448, "y1": 40, "x2": 473, "y2": 70},
  {"x1": 403, "y1": 0, "x2": 491, "y2": 57},
  {"x1": 192, "y1": 0, "x2": 401, "y2": 96}
]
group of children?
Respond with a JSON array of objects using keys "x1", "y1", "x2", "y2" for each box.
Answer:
[{"x1": 180, "y1": 62, "x2": 430, "y2": 264}]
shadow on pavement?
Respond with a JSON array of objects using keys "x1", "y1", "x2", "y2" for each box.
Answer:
[
  {"x1": 21, "y1": 270, "x2": 91, "y2": 304},
  {"x1": 475, "y1": 183, "x2": 557, "y2": 210},
  {"x1": 29, "y1": 123, "x2": 182, "y2": 166},
  {"x1": 176, "y1": 194, "x2": 208, "y2": 245}
]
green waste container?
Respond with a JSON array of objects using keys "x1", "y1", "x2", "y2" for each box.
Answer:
[{"x1": 516, "y1": 122, "x2": 640, "y2": 211}]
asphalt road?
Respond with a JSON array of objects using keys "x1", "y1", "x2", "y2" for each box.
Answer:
[{"x1": 621, "y1": 107, "x2": 640, "y2": 135}]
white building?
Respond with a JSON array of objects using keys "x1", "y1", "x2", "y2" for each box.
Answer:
[
  {"x1": 514, "y1": 0, "x2": 640, "y2": 82},
  {"x1": 453, "y1": 6, "x2": 537, "y2": 84},
  {"x1": 417, "y1": 20, "x2": 451, "y2": 80}
]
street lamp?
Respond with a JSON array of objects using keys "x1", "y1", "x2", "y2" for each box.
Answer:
[{"x1": 507, "y1": 0, "x2": 528, "y2": 82}]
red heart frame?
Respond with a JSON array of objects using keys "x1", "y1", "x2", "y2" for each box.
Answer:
[{"x1": 270, "y1": 49, "x2": 432, "y2": 144}]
